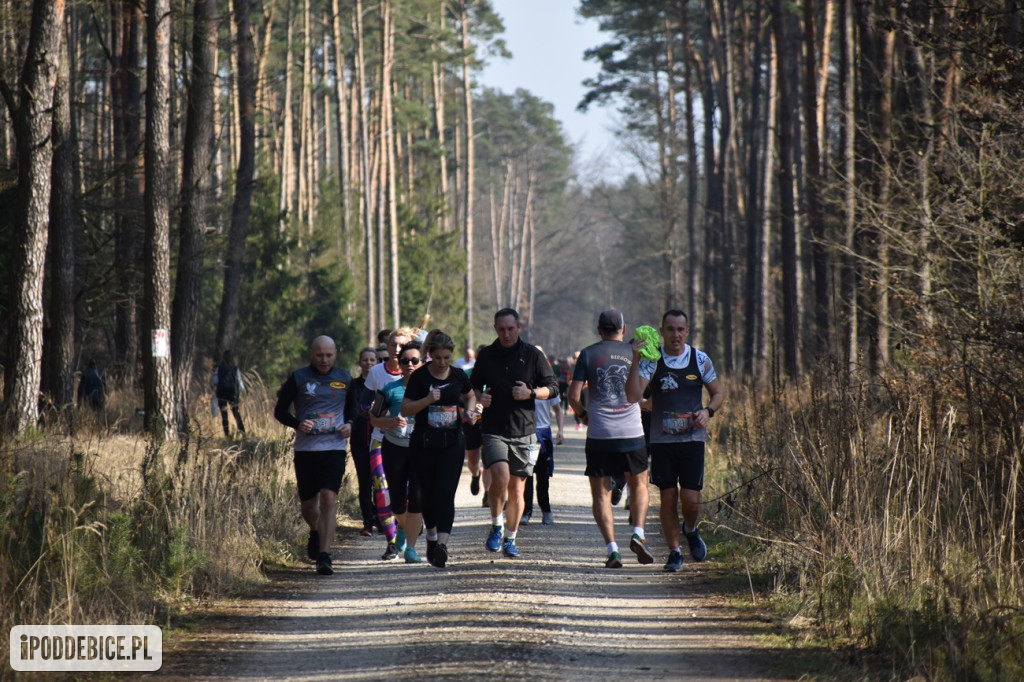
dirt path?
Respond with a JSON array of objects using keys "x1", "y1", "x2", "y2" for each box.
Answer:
[{"x1": 159, "y1": 430, "x2": 794, "y2": 681}]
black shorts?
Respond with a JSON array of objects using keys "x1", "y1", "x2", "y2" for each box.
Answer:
[
  {"x1": 293, "y1": 449, "x2": 347, "y2": 501},
  {"x1": 462, "y1": 420, "x2": 482, "y2": 450},
  {"x1": 650, "y1": 441, "x2": 705, "y2": 491},
  {"x1": 584, "y1": 442, "x2": 649, "y2": 478}
]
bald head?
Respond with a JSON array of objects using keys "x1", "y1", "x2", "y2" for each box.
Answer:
[{"x1": 310, "y1": 336, "x2": 337, "y2": 374}]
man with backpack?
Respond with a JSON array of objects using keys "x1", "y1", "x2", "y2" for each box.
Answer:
[{"x1": 214, "y1": 350, "x2": 246, "y2": 437}]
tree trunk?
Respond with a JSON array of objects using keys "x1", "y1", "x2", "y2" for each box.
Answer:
[
  {"x1": 279, "y1": 0, "x2": 296, "y2": 226},
  {"x1": 45, "y1": 36, "x2": 77, "y2": 414},
  {"x1": 217, "y1": 0, "x2": 257, "y2": 355},
  {"x1": 1, "y1": 0, "x2": 67, "y2": 433},
  {"x1": 840, "y1": 0, "x2": 858, "y2": 373},
  {"x1": 172, "y1": 0, "x2": 217, "y2": 432},
  {"x1": 460, "y1": 0, "x2": 476, "y2": 343},
  {"x1": 771, "y1": 0, "x2": 800, "y2": 376},
  {"x1": 382, "y1": 0, "x2": 400, "y2": 326},
  {"x1": 330, "y1": 0, "x2": 351, "y2": 255},
  {"x1": 742, "y1": 1, "x2": 766, "y2": 377},
  {"x1": 354, "y1": 0, "x2": 377, "y2": 337},
  {"x1": 143, "y1": 0, "x2": 175, "y2": 440}
]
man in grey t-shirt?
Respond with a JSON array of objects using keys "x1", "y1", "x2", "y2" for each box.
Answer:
[{"x1": 568, "y1": 309, "x2": 655, "y2": 569}]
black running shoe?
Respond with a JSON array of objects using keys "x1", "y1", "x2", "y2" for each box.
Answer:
[
  {"x1": 307, "y1": 530, "x2": 320, "y2": 561},
  {"x1": 382, "y1": 541, "x2": 399, "y2": 561},
  {"x1": 316, "y1": 552, "x2": 333, "y2": 575},
  {"x1": 470, "y1": 475, "x2": 480, "y2": 496},
  {"x1": 433, "y1": 543, "x2": 449, "y2": 568},
  {"x1": 426, "y1": 539, "x2": 437, "y2": 565},
  {"x1": 610, "y1": 474, "x2": 626, "y2": 506}
]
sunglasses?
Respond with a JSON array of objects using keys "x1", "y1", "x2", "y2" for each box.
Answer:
[{"x1": 398, "y1": 356, "x2": 421, "y2": 366}]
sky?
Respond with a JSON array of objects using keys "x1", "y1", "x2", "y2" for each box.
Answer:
[{"x1": 476, "y1": 0, "x2": 635, "y2": 181}]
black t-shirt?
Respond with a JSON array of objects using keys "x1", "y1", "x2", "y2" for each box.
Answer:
[{"x1": 404, "y1": 364, "x2": 473, "y2": 434}]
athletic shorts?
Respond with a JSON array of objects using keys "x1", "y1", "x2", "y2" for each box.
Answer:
[
  {"x1": 650, "y1": 441, "x2": 705, "y2": 491},
  {"x1": 462, "y1": 420, "x2": 482, "y2": 451},
  {"x1": 293, "y1": 449, "x2": 347, "y2": 501},
  {"x1": 584, "y1": 442, "x2": 649, "y2": 478},
  {"x1": 481, "y1": 433, "x2": 538, "y2": 478}
]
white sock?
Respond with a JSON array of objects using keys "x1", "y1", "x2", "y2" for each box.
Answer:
[
  {"x1": 492, "y1": 516, "x2": 503, "y2": 527},
  {"x1": 684, "y1": 523, "x2": 697, "y2": 535},
  {"x1": 426, "y1": 533, "x2": 438, "y2": 542},
  {"x1": 607, "y1": 541, "x2": 619, "y2": 554},
  {"x1": 632, "y1": 526, "x2": 645, "y2": 540},
  {"x1": 670, "y1": 546, "x2": 681, "y2": 554},
  {"x1": 505, "y1": 530, "x2": 517, "y2": 541}
]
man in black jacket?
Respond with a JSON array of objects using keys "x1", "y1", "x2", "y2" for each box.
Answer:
[{"x1": 470, "y1": 308, "x2": 559, "y2": 558}]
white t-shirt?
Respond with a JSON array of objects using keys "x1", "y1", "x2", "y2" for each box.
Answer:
[{"x1": 364, "y1": 362, "x2": 403, "y2": 444}]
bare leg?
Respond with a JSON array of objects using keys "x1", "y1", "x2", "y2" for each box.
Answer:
[
  {"x1": 488, "y1": 461, "x2": 510, "y2": 519},
  {"x1": 625, "y1": 469, "x2": 650, "y2": 530},
  {"x1": 660, "y1": 487, "x2": 680, "y2": 549},
  {"x1": 404, "y1": 512, "x2": 423, "y2": 548},
  {"x1": 680, "y1": 488, "x2": 700, "y2": 530},
  {"x1": 589, "y1": 476, "x2": 615, "y2": 544},
  {"x1": 317, "y1": 490, "x2": 336, "y2": 552},
  {"x1": 505, "y1": 475, "x2": 527, "y2": 532}
]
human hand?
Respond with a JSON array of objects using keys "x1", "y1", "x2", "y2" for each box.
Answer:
[
  {"x1": 478, "y1": 389, "x2": 493, "y2": 408},
  {"x1": 340, "y1": 423, "x2": 352, "y2": 438},
  {"x1": 395, "y1": 415, "x2": 407, "y2": 429},
  {"x1": 429, "y1": 386, "x2": 441, "y2": 403},
  {"x1": 512, "y1": 380, "x2": 531, "y2": 401},
  {"x1": 299, "y1": 419, "x2": 315, "y2": 434}
]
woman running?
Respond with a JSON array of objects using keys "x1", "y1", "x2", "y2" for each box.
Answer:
[
  {"x1": 402, "y1": 331, "x2": 479, "y2": 567},
  {"x1": 369, "y1": 340, "x2": 426, "y2": 563},
  {"x1": 347, "y1": 347, "x2": 379, "y2": 535}
]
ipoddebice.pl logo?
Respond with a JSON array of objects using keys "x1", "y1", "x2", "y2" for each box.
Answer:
[{"x1": 9, "y1": 625, "x2": 162, "y2": 672}]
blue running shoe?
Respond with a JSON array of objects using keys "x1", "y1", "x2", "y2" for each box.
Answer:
[
  {"x1": 663, "y1": 550, "x2": 683, "y2": 572},
  {"x1": 396, "y1": 528, "x2": 407, "y2": 553},
  {"x1": 501, "y1": 538, "x2": 520, "y2": 558},
  {"x1": 685, "y1": 528, "x2": 707, "y2": 562},
  {"x1": 404, "y1": 546, "x2": 423, "y2": 564},
  {"x1": 485, "y1": 525, "x2": 503, "y2": 552}
]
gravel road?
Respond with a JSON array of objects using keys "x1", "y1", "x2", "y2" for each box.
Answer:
[{"x1": 159, "y1": 428, "x2": 793, "y2": 681}]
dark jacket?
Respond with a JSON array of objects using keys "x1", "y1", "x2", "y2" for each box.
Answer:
[{"x1": 469, "y1": 338, "x2": 558, "y2": 438}]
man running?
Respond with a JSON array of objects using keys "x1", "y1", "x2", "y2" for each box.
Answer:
[
  {"x1": 274, "y1": 335, "x2": 354, "y2": 575},
  {"x1": 626, "y1": 309, "x2": 723, "y2": 571},
  {"x1": 568, "y1": 309, "x2": 654, "y2": 568},
  {"x1": 470, "y1": 308, "x2": 558, "y2": 558}
]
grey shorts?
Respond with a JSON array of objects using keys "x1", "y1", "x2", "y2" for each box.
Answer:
[{"x1": 481, "y1": 433, "x2": 539, "y2": 478}]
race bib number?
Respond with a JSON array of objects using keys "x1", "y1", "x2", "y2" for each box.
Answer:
[
  {"x1": 307, "y1": 411, "x2": 337, "y2": 435},
  {"x1": 427, "y1": 405, "x2": 459, "y2": 429},
  {"x1": 526, "y1": 443, "x2": 541, "y2": 466},
  {"x1": 662, "y1": 411, "x2": 696, "y2": 435}
]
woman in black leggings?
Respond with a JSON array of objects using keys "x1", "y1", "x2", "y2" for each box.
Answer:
[{"x1": 402, "y1": 331, "x2": 479, "y2": 567}]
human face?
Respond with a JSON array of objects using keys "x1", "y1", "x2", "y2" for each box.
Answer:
[
  {"x1": 660, "y1": 314, "x2": 690, "y2": 356},
  {"x1": 358, "y1": 350, "x2": 377, "y2": 377},
  {"x1": 387, "y1": 335, "x2": 410, "y2": 367},
  {"x1": 431, "y1": 348, "x2": 453, "y2": 372},
  {"x1": 398, "y1": 350, "x2": 421, "y2": 377},
  {"x1": 311, "y1": 341, "x2": 337, "y2": 374},
  {"x1": 493, "y1": 314, "x2": 521, "y2": 348}
]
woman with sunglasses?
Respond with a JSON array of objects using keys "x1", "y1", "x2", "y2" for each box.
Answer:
[
  {"x1": 402, "y1": 331, "x2": 479, "y2": 567},
  {"x1": 369, "y1": 340, "x2": 426, "y2": 563}
]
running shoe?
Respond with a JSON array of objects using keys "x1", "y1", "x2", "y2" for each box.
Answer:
[
  {"x1": 426, "y1": 539, "x2": 437, "y2": 565},
  {"x1": 470, "y1": 474, "x2": 480, "y2": 496},
  {"x1": 481, "y1": 491, "x2": 489, "y2": 507},
  {"x1": 432, "y1": 543, "x2": 449, "y2": 568},
  {"x1": 605, "y1": 551, "x2": 623, "y2": 568},
  {"x1": 542, "y1": 512, "x2": 554, "y2": 525},
  {"x1": 501, "y1": 538, "x2": 520, "y2": 558},
  {"x1": 306, "y1": 529, "x2": 320, "y2": 561},
  {"x1": 629, "y1": 534, "x2": 655, "y2": 565},
  {"x1": 404, "y1": 546, "x2": 423, "y2": 564},
  {"x1": 575, "y1": 423, "x2": 583, "y2": 431},
  {"x1": 685, "y1": 527, "x2": 707, "y2": 562},
  {"x1": 382, "y1": 541, "x2": 399, "y2": 561},
  {"x1": 396, "y1": 528, "x2": 407, "y2": 553},
  {"x1": 520, "y1": 512, "x2": 532, "y2": 525},
  {"x1": 485, "y1": 524, "x2": 503, "y2": 552},
  {"x1": 610, "y1": 474, "x2": 626, "y2": 506},
  {"x1": 360, "y1": 527, "x2": 373, "y2": 537},
  {"x1": 663, "y1": 549, "x2": 684, "y2": 572},
  {"x1": 316, "y1": 552, "x2": 333, "y2": 575}
]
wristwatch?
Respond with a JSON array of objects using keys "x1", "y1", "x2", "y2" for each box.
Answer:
[
  {"x1": 705, "y1": 406, "x2": 715, "y2": 418},
  {"x1": 530, "y1": 389, "x2": 536, "y2": 400}
]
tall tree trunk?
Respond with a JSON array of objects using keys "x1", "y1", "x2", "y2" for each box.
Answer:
[
  {"x1": 460, "y1": 0, "x2": 476, "y2": 341},
  {"x1": 354, "y1": 0, "x2": 377, "y2": 337},
  {"x1": 217, "y1": 0, "x2": 257, "y2": 355},
  {"x1": 742, "y1": 1, "x2": 766, "y2": 377},
  {"x1": 330, "y1": 0, "x2": 351, "y2": 255},
  {"x1": 279, "y1": 0, "x2": 296, "y2": 226},
  {"x1": 840, "y1": 0, "x2": 858, "y2": 372},
  {"x1": 757, "y1": 31, "x2": 777, "y2": 384},
  {"x1": 382, "y1": 0, "x2": 400, "y2": 326},
  {"x1": 113, "y1": 1, "x2": 144, "y2": 384},
  {"x1": 45, "y1": 36, "x2": 77, "y2": 414},
  {"x1": 172, "y1": 0, "x2": 217, "y2": 432},
  {"x1": 143, "y1": 0, "x2": 175, "y2": 439},
  {"x1": 1, "y1": 0, "x2": 67, "y2": 433},
  {"x1": 771, "y1": 0, "x2": 800, "y2": 376}
]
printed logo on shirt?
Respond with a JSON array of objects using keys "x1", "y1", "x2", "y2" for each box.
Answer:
[
  {"x1": 304, "y1": 381, "x2": 319, "y2": 396},
  {"x1": 658, "y1": 373, "x2": 679, "y2": 391},
  {"x1": 330, "y1": 381, "x2": 346, "y2": 389},
  {"x1": 686, "y1": 375, "x2": 699, "y2": 381}
]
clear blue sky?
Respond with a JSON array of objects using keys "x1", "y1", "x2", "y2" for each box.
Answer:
[{"x1": 477, "y1": 0, "x2": 633, "y2": 180}]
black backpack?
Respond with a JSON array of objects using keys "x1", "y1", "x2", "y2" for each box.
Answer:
[{"x1": 218, "y1": 364, "x2": 237, "y2": 396}]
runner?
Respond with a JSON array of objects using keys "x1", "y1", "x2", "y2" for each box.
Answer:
[
  {"x1": 470, "y1": 308, "x2": 559, "y2": 558},
  {"x1": 346, "y1": 347, "x2": 379, "y2": 536},
  {"x1": 369, "y1": 340, "x2": 425, "y2": 564},
  {"x1": 363, "y1": 327, "x2": 417, "y2": 560},
  {"x1": 402, "y1": 331, "x2": 479, "y2": 567},
  {"x1": 273, "y1": 335, "x2": 355, "y2": 575},
  {"x1": 522, "y1": 384, "x2": 564, "y2": 525},
  {"x1": 568, "y1": 309, "x2": 654, "y2": 569},
  {"x1": 626, "y1": 309, "x2": 724, "y2": 571},
  {"x1": 463, "y1": 344, "x2": 489, "y2": 505}
]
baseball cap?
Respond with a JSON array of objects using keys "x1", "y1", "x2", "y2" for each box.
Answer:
[{"x1": 598, "y1": 309, "x2": 625, "y2": 332}]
